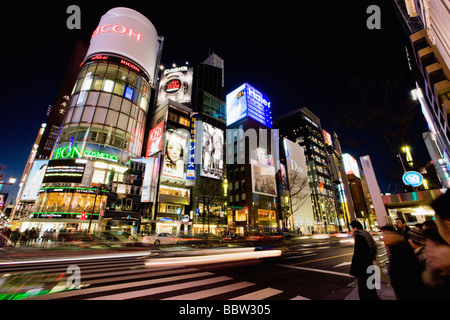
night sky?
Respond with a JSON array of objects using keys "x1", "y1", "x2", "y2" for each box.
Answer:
[{"x1": 0, "y1": 1, "x2": 431, "y2": 201}]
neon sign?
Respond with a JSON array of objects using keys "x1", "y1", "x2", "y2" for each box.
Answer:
[
  {"x1": 53, "y1": 146, "x2": 119, "y2": 162},
  {"x1": 91, "y1": 24, "x2": 142, "y2": 42}
]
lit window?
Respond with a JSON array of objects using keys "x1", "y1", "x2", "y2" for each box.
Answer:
[{"x1": 103, "y1": 79, "x2": 115, "y2": 93}]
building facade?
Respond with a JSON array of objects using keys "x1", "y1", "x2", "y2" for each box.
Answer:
[
  {"x1": 276, "y1": 108, "x2": 341, "y2": 233},
  {"x1": 24, "y1": 8, "x2": 162, "y2": 234}
]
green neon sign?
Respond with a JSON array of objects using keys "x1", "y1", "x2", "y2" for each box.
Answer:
[{"x1": 53, "y1": 146, "x2": 119, "y2": 162}]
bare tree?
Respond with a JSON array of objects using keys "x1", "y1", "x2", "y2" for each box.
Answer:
[
  {"x1": 334, "y1": 71, "x2": 423, "y2": 192},
  {"x1": 195, "y1": 177, "x2": 224, "y2": 234},
  {"x1": 284, "y1": 169, "x2": 310, "y2": 230}
]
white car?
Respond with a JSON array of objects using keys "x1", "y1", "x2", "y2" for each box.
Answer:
[{"x1": 142, "y1": 233, "x2": 179, "y2": 246}]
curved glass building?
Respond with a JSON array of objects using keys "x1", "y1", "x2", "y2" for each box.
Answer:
[{"x1": 29, "y1": 8, "x2": 161, "y2": 232}]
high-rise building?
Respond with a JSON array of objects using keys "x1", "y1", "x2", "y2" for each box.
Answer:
[
  {"x1": 26, "y1": 8, "x2": 163, "y2": 233},
  {"x1": 276, "y1": 108, "x2": 341, "y2": 233},
  {"x1": 394, "y1": 0, "x2": 450, "y2": 188},
  {"x1": 226, "y1": 83, "x2": 278, "y2": 234}
]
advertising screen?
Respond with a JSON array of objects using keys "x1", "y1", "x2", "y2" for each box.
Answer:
[
  {"x1": 251, "y1": 163, "x2": 277, "y2": 197},
  {"x1": 226, "y1": 83, "x2": 272, "y2": 127},
  {"x1": 21, "y1": 160, "x2": 49, "y2": 201},
  {"x1": 157, "y1": 66, "x2": 193, "y2": 107},
  {"x1": 162, "y1": 131, "x2": 187, "y2": 180},
  {"x1": 226, "y1": 84, "x2": 247, "y2": 126},
  {"x1": 200, "y1": 123, "x2": 224, "y2": 180},
  {"x1": 146, "y1": 121, "x2": 165, "y2": 157},
  {"x1": 140, "y1": 157, "x2": 160, "y2": 203},
  {"x1": 283, "y1": 138, "x2": 314, "y2": 229},
  {"x1": 43, "y1": 159, "x2": 86, "y2": 183},
  {"x1": 343, "y1": 153, "x2": 361, "y2": 179}
]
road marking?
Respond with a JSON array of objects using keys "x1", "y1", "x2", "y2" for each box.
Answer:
[
  {"x1": 230, "y1": 287, "x2": 283, "y2": 300},
  {"x1": 276, "y1": 264, "x2": 353, "y2": 278},
  {"x1": 333, "y1": 262, "x2": 352, "y2": 268},
  {"x1": 164, "y1": 282, "x2": 254, "y2": 300},
  {"x1": 87, "y1": 276, "x2": 232, "y2": 300},
  {"x1": 292, "y1": 252, "x2": 353, "y2": 265},
  {"x1": 290, "y1": 295, "x2": 311, "y2": 300},
  {"x1": 28, "y1": 271, "x2": 214, "y2": 300},
  {"x1": 280, "y1": 253, "x2": 317, "y2": 260}
]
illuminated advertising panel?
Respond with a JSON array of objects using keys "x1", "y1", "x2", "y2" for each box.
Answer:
[
  {"x1": 162, "y1": 131, "x2": 188, "y2": 180},
  {"x1": 342, "y1": 153, "x2": 361, "y2": 179},
  {"x1": 21, "y1": 160, "x2": 49, "y2": 201},
  {"x1": 226, "y1": 84, "x2": 247, "y2": 126},
  {"x1": 226, "y1": 83, "x2": 272, "y2": 128},
  {"x1": 157, "y1": 66, "x2": 193, "y2": 107},
  {"x1": 323, "y1": 130, "x2": 333, "y2": 146},
  {"x1": 251, "y1": 163, "x2": 277, "y2": 197},
  {"x1": 283, "y1": 138, "x2": 314, "y2": 228},
  {"x1": 201, "y1": 123, "x2": 224, "y2": 180},
  {"x1": 186, "y1": 113, "x2": 199, "y2": 183},
  {"x1": 146, "y1": 121, "x2": 165, "y2": 157},
  {"x1": 43, "y1": 159, "x2": 86, "y2": 183},
  {"x1": 139, "y1": 157, "x2": 160, "y2": 203}
]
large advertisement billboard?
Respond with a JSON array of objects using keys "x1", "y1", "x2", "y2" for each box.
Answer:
[
  {"x1": 201, "y1": 123, "x2": 224, "y2": 180},
  {"x1": 21, "y1": 160, "x2": 49, "y2": 201},
  {"x1": 284, "y1": 138, "x2": 314, "y2": 229},
  {"x1": 157, "y1": 66, "x2": 193, "y2": 107},
  {"x1": 162, "y1": 131, "x2": 188, "y2": 180},
  {"x1": 226, "y1": 83, "x2": 272, "y2": 128},
  {"x1": 343, "y1": 153, "x2": 361, "y2": 179}
]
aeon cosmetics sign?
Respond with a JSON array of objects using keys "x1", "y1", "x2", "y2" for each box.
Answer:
[{"x1": 86, "y1": 7, "x2": 160, "y2": 86}]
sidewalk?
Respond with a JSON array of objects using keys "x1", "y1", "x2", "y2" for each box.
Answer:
[{"x1": 344, "y1": 263, "x2": 397, "y2": 300}]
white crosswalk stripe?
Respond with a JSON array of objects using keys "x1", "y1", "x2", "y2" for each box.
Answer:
[{"x1": 0, "y1": 256, "x2": 302, "y2": 300}]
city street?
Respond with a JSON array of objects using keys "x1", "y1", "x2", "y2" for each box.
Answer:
[{"x1": 0, "y1": 236, "x2": 388, "y2": 301}]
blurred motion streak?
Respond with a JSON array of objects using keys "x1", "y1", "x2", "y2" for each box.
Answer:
[{"x1": 145, "y1": 249, "x2": 282, "y2": 267}]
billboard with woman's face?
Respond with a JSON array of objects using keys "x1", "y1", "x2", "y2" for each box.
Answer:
[{"x1": 162, "y1": 131, "x2": 187, "y2": 180}]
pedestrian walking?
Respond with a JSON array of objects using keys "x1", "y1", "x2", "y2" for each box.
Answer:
[
  {"x1": 349, "y1": 220, "x2": 380, "y2": 300},
  {"x1": 10, "y1": 228, "x2": 20, "y2": 246},
  {"x1": 381, "y1": 225, "x2": 426, "y2": 300},
  {"x1": 394, "y1": 217, "x2": 411, "y2": 242}
]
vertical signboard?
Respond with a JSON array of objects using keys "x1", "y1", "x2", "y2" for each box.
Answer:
[
  {"x1": 146, "y1": 121, "x2": 165, "y2": 157},
  {"x1": 284, "y1": 138, "x2": 315, "y2": 230},
  {"x1": 140, "y1": 157, "x2": 160, "y2": 203},
  {"x1": 201, "y1": 123, "x2": 224, "y2": 180},
  {"x1": 360, "y1": 155, "x2": 388, "y2": 227},
  {"x1": 186, "y1": 113, "x2": 198, "y2": 185}
]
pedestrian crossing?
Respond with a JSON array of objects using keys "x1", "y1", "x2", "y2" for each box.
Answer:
[{"x1": 0, "y1": 256, "x2": 309, "y2": 300}]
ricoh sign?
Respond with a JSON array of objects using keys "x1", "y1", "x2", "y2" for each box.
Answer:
[{"x1": 85, "y1": 7, "x2": 160, "y2": 86}]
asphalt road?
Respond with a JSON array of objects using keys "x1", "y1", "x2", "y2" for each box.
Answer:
[{"x1": 0, "y1": 236, "x2": 386, "y2": 301}]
